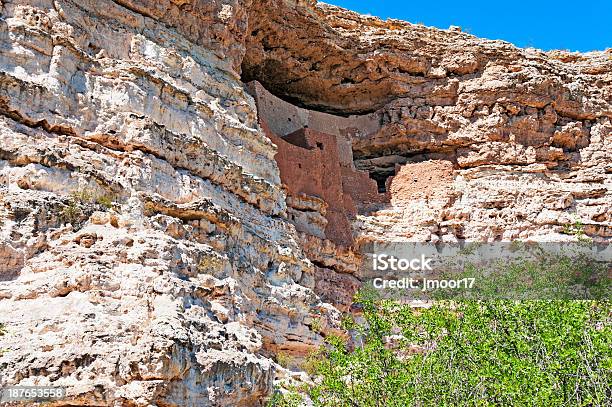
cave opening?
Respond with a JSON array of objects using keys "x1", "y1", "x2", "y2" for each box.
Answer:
[{"x1": 369, "y1": 170, "x2": 395, "y2": 194}]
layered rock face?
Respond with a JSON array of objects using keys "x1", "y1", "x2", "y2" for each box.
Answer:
[
  {"x1": 245, "y1": 1, "x2": 612, "y2": 244},
  {"x1": 0, "y1": 0, "x2": 610, "y2": 406},
  {"x1": 0, "y1": 1, "x2": 337, "y2": 405}
]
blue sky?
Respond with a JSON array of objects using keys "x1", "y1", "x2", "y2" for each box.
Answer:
[{"x1": 325, "y1": 1, "x2": 612, "y2": 52}]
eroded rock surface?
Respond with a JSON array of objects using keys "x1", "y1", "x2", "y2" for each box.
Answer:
[
  {"x1": 0, "y1": 1, "x2": 337, "y2": 405},
  {"x1": 0, "y1": 0, "x2": 610, "y2": 405},
  {"x1": 244, "y1": 1, "x2": 611, "y2": 245}
]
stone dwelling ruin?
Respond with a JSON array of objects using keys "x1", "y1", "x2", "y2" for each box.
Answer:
[{"x1": 247, "y1": 81, "x2": 387, "y2": 246}]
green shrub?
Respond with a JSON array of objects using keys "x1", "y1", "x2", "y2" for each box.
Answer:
[
  {"x1": 310, "y1": 317, "x2": 323, "y2": 333},
  {"x1": 71, "y1": 188, "x2": 115, "y2": 209},
  {"x1": 95, "y1": 194, "x2": 114, "y2": 209},
  {"x1": 267, "y1": 389, "x2": 304, "y2": 407},
  {"x1": 437, "y1": 249, "x2": 610, "y2": 301},
  {"x1": 276, "y1": 352, "x2": 294, "y2": 369},
  {"x1": 562, "y1": 219, "x2": 590, "y2": 242},
  {"x1": 71, "y1": 188, "x2": 94, "y2": 203},
  {"x1": 59, "y1": 199, "x2": 83, "y2": 225},
  {"x1": 305, "y1": 293, "x2": 611, "y2": 406},
  {"x1": 59, "y1": 188, "x2": 115, "y2": 225}
]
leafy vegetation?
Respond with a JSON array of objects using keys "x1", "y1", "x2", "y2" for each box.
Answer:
[
  {"x1": 276, "y1": 351, "x2": 294, "y2": 369},
  {"x1": 267, "y1": 389, "x2": 304, "y2": 407},
  {"x1": 59, "y1": 198, "x2": 83, "y2": 225},
  {"x1": 275, "y1": 292, "x2": 611, "y2": 406},
  {"x1": 94, "y1": 193, "x2": 114, "y2": 209},
  {"x1": 562, "y1": 219, "x2": 591, "y2": 242},
  {"x1": 310, "y1": 317, "x2": 323, "y2": 334},
  {"x1": 59, "y1": 188, "x2": 115, "y2": 225},
  {"x1": 436, "y1": 248, "x2": 610, "y2": 301},
  {"x1": 71, "y1": 188, "x2": 115, "y2": 209}
]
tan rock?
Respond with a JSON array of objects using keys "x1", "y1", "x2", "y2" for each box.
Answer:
[{"x1": 0, "y1": 0, "x2": 610, "y2": 405}]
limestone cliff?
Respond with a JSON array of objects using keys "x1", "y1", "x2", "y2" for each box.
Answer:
[{"x1": 0, "y1": 0, "x2": 610, "y2": 405}]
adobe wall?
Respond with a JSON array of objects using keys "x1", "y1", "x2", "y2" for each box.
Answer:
[
  {"x1": 387, "y1": 160, "x2": 455, "y2": 206},
  {"x1": 248, "y1": 81, "x2": 386, "y2": 247},
  {"x1": 261, "y1": 124, "x2": 354, "y2": 245},
  {"x1": 247, "y1": 81, "x2": 380, "y2": 169}
]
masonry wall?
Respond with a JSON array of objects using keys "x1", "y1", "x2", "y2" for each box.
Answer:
[
  {"x1": 246, "y1": 81, "x2": 380, "y2": 166},
  {"x1": 248, "y1": 81, "x2": 386, "y2": 247}
]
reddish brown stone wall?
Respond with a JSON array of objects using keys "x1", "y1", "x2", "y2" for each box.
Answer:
[
  {"x1": 261, "y1": 122, "x2": 353, "y2": 245},
  {"x1": 250, "y1": 84, "x2": 386, "y2": 247},
  {"x1": 341, "y1": 167, "x2": 386, "y2": 213},
  {"x1": 387, "y1": 160, "x2": 455, "y2": 206}
]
